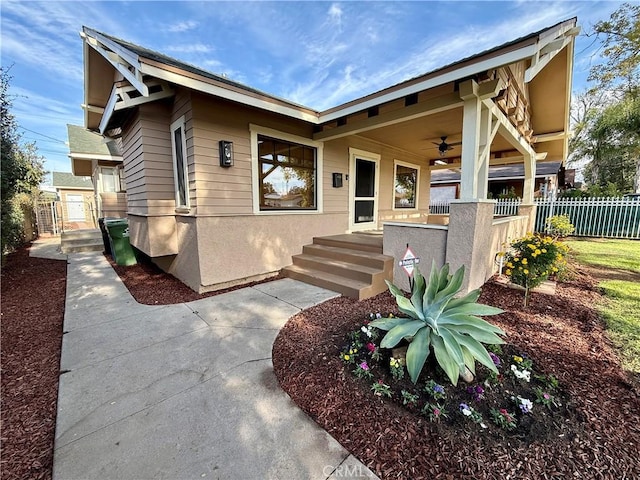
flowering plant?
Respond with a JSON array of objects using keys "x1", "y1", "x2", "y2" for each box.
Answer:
[
  {"x1": 371, "y1": 380, "x2": 392, "y2": 398},
  {"x1": 459, "y1": 403, "x2": 487, "y2": 428},
  {"x1": 509, "y1": 354, "x2": 532, "y2": 382},
  {"x1": 466, "y1": 384, "x2": 485, "y2": 402},
  {"x1": 389, "y1": 357, "x2": 405, "y2": 381},
  {"x1": 500, "y1": 233, "x2": 568, "y2": 306},
  {"x1": 424, "y1": 380, "x2": 446, "y2": 401},
  {"x1": 354, "y1": 360, "x2": 374, "y2": 380},
  {"x1": 423, "y1": 403, "x2": 448, "y2": 422},
  {"x1": 512, "y1": 395, "x2": 534, "y2": 413},
  {"x1": 490, "y1": 408, "x2": 517, "y2": 430}
]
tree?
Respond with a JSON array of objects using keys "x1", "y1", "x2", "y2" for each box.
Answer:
[
  {"x1": 570, "y1": 3, "x2": 640, "y2": 193},
  {"x1": 1, "y1": 66, "x2": 45, "y2": 256}
]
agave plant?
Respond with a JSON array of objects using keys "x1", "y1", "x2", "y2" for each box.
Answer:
[{"x1": 369, "y1": 261, "x2": 505, "y2": 386}]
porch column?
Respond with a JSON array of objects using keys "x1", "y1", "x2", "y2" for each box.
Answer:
[
  {"x1": 477, "y1": 105, "x2": 492, "y2": 200},
  {"x1": 459, "y1": 81, "x2": 482, "y2": 201},
  {"x1": 520, "y1": 150, "x2": 537, "y2": 231}
]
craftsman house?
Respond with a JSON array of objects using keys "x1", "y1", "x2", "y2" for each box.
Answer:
[{"x1": 78, "y1": 19, "x2": 578, "y2": 298}]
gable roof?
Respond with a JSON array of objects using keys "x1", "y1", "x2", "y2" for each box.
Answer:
[
  {"x1": 52, "y1": 171, "x2": 93, "y2": 189},
  {"x1": 67, "y1": 124, "x2": 122, "y2": 158},
  {"x1": 82, "y1": 18, "x2": 578, "y2": 130}
]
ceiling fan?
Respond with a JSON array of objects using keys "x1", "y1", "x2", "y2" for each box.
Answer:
[{"x1": 433, "y1": 136, "x2": 462, "y2": 156}]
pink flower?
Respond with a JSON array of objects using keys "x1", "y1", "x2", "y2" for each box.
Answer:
[
  {"x1": 366, "y1": 342, "x2": 376, "y2": 352},
  {"x1": 359, "y1": 361, "x2": 369, "y2": 371},
  {"x1": 433, "y1": 408, "x2": 440, "y2": 416},
  {"x1": 543, "y1": 393, "x2": 550, "y2": 400}
]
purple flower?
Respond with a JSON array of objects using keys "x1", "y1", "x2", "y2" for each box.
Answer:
[
  {"x1": 475, "y1": 385, "x2": 484, "y2": 394},
  {"x1": 489, "y1": 352, "x2": 501, "y2": 367},
  {"x1": 433, "y1": 384, "x2": 444, "y2": 394},
  {"x1": 359, "y1": 361, "x2": 369, "y2": 371},
  {"x1": 459, "y1": 403, "x2": 470, "y2": 411}
]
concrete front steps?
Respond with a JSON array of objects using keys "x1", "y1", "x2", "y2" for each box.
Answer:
[
  {"x1": 282, "y1": 234, "x2": 394, "y2": 300},
  {"x1": 61, "y1": 229, "x2": 104, "y2": 254}
]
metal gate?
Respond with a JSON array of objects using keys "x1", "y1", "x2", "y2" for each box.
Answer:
[{"x1": 35, "y1": 200, "x2": 97, "y2": 236}]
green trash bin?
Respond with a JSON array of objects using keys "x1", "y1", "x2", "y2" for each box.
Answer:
[{"x1": 105, "y1": 219, "x2": 137, "y2": 266}]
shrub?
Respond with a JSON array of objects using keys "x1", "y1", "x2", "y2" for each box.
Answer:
[
  {"x1": 546, "y1": 214, "x2": 575, "y2": 238},
  {"x1": 501, "y1": 233, "x2": 569, "y2": 306},
  {"x1": 369, "y1": 262, "x2": 504, "y2": 386}
]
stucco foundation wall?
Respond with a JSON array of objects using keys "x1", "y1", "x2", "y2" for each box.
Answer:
[
  {"x1": 195, "y1": 213, "x2": 347, "y2": 292},
  {"x1": 128, "y1": 214, "x2": 178, "y2": 257},
  {"x1": 382, "y1": 223, "x2": 448, "y2": 292},
  {"x1": 157, "y1": 216, "x2": 201, "y2": 291}
]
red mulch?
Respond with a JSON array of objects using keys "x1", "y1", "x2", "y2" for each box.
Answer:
[
  {"x1": 272, "y1": 266, "x2": 640, "y2": 479},
  {"x1": 106, "y1": 253, "x2": 282, "y2": 305},
  {"x1": 1, "y1": 246, "x2": 67, "y2": 480}
]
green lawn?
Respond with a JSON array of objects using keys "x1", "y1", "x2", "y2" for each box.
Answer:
[{"x1": 565, "y1": 238, "x2": 640, "y2": 373}]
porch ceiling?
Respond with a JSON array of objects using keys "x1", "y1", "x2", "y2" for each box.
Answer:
[{"x1": 350, "y1": 108, "x2": 520, "y2": 163}]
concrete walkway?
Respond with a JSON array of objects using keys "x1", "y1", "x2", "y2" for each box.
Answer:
[{"x1": 48, "y1": 251, "x2": 378, "y2": 479}]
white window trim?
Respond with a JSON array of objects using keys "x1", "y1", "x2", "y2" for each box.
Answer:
[
  {"x1": 392, "y1": 159, "x2": 420, "y2": 211},
  {"x1": 170, "y1": 116, "x2": 190, "y2": 209},
  {"x1": 250, "y1": 124, "x2": 323, "y2": 215}
]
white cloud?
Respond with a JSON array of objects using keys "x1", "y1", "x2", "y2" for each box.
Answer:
[
  {"x1": 166, "y1": 43, "x2": 215, "y2": 54},
  {"x1": 328, "y1": 3, "x2": 343, "y2": 28},
  {"x1": 167, "y1": 20, "x2": 198, "y2": 33}
]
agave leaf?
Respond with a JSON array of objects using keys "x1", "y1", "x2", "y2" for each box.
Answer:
[
  {"x1": 451, "y1": 325, "x2": 505, "y2": 345},
  {"x1": 440, "y1": 313, "x2": 506, "y2": 335},
  {"x1": 460, "y1": 345, "x2": 476, "y2": 375},
  {"x1": 410, "y1": 269, "x2": 426, "y2": 315},
  {"x1": 385, "y1": 280, "x2": 420, "y2": 319},
  {"x1": 437, "y1": 263, "x2": 450, "y2": 291},
  {"x1": 446, "y1": 289, "x2": 481, "y2": 309},
  {"x1": 431, "y1": 334, "x2": 460, "y2": 386},
  {"x1": 450, "y1": 331, "x2": 499, "y2": 374},
  {"x1": 406, "y1": 327, "x2": 431, "y2": 384},
  {"x1": 369, "y1": 316, "x2": 410, "y2": 331},
  {"x1": 446, "y1": 302, "x2": 504, "y2": 317},
  {"x1": 433, "y1": 265, "x2": 464, "y2": 304},
  {"x1": 380, "y1": 320, "x2": 425, "y2": 349},
  {"x1": 439, "y1": 327, "x2": 466, "y2": 369},
  {"x1": 424, "y1": 261, "x2": 440, "y2": 305}
]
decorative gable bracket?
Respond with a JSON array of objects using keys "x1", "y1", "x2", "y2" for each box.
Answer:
[
  {"x1": 525, "y1": 25, "x2": 580, "y2": 83},
  {"x1": 98, "y1": 79, "x2": 175, "y2": 133}
]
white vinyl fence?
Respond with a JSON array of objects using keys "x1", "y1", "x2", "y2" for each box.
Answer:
[
  {"x1": 429, "y1": 196, "x2": 640, "y2": 239},
  {"x1": 535, "y1": 197, "x2": 640, "y2": 239}
]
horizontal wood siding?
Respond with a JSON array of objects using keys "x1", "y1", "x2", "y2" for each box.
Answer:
[
  {"x1": 190, "y1": 93, "x2": 314, "y2": 216},
  {"x1": 121, "y1": 101, "x2": 177, "y2": 216}
]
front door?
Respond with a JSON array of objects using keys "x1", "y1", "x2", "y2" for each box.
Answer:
[
  {"x1": 349, "y1": 148, "x2": 380, "y2": 232},
  {"x1": 66, "y1": 194, "x2": 86, "y2": 221}
]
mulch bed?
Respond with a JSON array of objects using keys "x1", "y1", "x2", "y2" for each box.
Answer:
[
  {"x1": 1, "y1": 246, "x2": 67, "y2": 480},
  {"x1": 106, "y1": 253, "x2": 282, "y2": 305},
  {"x1": 272, "y1": 266, "x2": 640, "y2": 479}
]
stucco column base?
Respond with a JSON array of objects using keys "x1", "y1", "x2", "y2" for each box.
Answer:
[
  {"x1": 517, "y1": 203, "x2": 537, "y2": 233},
  {"x1": 445, "y1": 200, "x2": 496, "y2": 294}
]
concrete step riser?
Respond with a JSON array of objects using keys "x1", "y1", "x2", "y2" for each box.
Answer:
[
  {"x1": 62, "y1": 238, "x2": 104, "y2": 246},
  {"x1": 61, "y1": 232, "x2": 102, "y2": 241},
  {"x1": 61, "y1": 244, "x2": 104, "y2": 254},
  {"x1": 292, "y1": 255, "x2": 380, "y2": 284},
  {"x1": 312, "y1": 237, "x2": 382, "y2": 254},
  {"x1": 282, "y1": 267, "x2": 361, "y2": 299},
  {"x1": 302, "y1": 245, "x2": 388, "y2": 269}
]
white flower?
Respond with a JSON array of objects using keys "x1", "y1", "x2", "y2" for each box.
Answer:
[
  {"x1": 480, "y1": 422, "x2": 488, "y2": 429},
  {"x1": 510, "y1": 365, "x2": 531, "y2": 382},
  {"x1": 361, "y1": 325, "x2": 372, "y2": 337},
  {"x1": 462, "y1": 408, "x2": 472, "y2": 416},
  {"x1": 375, "y1": 313, "x2": 382, "y2": 318}
]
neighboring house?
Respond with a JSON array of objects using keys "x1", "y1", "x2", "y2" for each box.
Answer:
[
  {"x1": 79, "y1": 19, "x2": 578, "y2": 296},
  {"x1": 431, "y1": 161, "x2": 574, "y2": 200},
  {"x1": 51, "y1": 172, "x2": 96, "y2": 230},
  {"x1": 67, "y1": 124, "x2": 126, "y2": 218}
]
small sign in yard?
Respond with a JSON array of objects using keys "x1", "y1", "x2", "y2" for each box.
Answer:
[{"x1": 399, "y1": 245, "x2": 420, "y2": 277}]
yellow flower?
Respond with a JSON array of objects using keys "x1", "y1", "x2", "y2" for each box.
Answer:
[
  {"x1": 552, "y1": 267, "x2": 559, "y2": 272},
  {"x1": 344, "y1": 354, "x2": 350, "y2": 361},
  {"x1": 535, "y1": 249, "x2": 541, "y2": 255},
  {"x1": 524, "y1": 269, "x2": 529, "y2": 274},
  {"x1": 505, "y1": 269, "x2": 512, "y2": 275},
  {"x1": 522, "y1": 258, "x2": 528, "y2": 265},
  {"x1": 531, "y1": 252, "x2": 537, "y2": 258},
  {"x1": 528, "y1": 244, "x2": 536, "y2": 250},
  {"x1": 519, "y1": 266, "x2": 523, "y2": 271},
  {"x1": 514, "y1": 258, "x2": 519, "y2": 263},
  {"x1": 507, "y1": 262, "x2": 514, "y2": 268},
  {"x1": 541, "y1": 249, "x2": 547, "y2": 253},
  {"x1": 513, "y1": 356, "x2": 523, "y2": 363}
]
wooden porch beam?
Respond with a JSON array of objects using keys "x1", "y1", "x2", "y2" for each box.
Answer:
[{"x1": 313, "y1": 92, "x2": 462, "y2": 141}]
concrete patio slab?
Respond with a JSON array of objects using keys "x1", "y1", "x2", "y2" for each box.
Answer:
[
  {"x1": 29, "y1": 237, "x2": 67, "y2": 260},
  {"x1": 253, "y1": 277, "x2": 341, "y2": 309}
]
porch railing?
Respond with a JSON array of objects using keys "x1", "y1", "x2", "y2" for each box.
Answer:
[{"x1": 428, "y1": 199, "x2": 521, "y2": 216}]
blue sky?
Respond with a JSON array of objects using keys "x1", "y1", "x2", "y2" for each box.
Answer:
[{"x1": 0, "y1": 1, "x2": 625, "y2": 180}]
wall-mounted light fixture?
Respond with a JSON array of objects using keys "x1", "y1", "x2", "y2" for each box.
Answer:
[
  {"x1": 332, "y1": 173, "x2": 343, "y2": 188},
  {"x1": 219, "y1": 140, "x2": 233, "y2": 167}
]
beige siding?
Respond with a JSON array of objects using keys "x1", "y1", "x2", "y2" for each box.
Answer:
[
  {"x1": 121, "y1": 103, "x2": 176, "y2": 216},
  {"x1": 190, "y1": 94, "x2": 314, "y2": 216}
]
